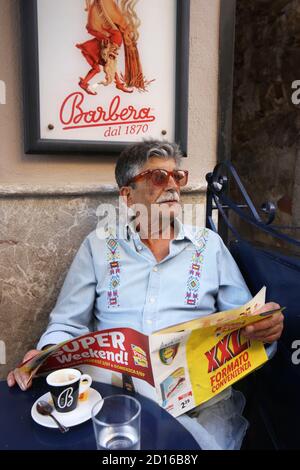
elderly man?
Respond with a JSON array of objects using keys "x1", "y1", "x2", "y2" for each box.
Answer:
[{"x1": 7, "y1": 140, "x2": 283, "y2": 450}]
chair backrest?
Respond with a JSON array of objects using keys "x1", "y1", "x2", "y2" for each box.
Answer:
[
  {"x1": 206, "y1": 162, "x2": 300, "y2": 449},
  {"x1": 230, "y1": 239, "x2": 300, "y2": 349},
  {"x1": 229, "y1": 239, "x2": 300, "y2": 449}
]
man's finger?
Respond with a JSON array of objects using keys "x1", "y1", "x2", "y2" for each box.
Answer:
[
  {"x1": 7, "y1": 371, "x2": 16, "y2": 388},
  {"x1": 243, "y1": 313, "x2": 284, "y2": 336},
  {"x1": 262, "y1": 332, "x2": 283, "y2": 343},
  {"x1": 255, "y1": 302, "x2": 281, "y2": 315},
  {"x1": 22, "y1": 349, "x2": 40, "y2": 363},
  {"x1": 6, "y1": 350, "x2": 39, "y2": 391},
  {"x1": 13, "y1": 369, "x2": 31, "y2": 391},
  {"x1": 245, "y1": 324, "x2": 283, "y2": 342}
]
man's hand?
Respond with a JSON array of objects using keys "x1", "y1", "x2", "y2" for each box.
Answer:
[
  {"x1": 7, "y1": 349, "x2": 40, "y2": 391},
  {"x1": 242, "y1": 302, "x2": 284, "y2": 344}
]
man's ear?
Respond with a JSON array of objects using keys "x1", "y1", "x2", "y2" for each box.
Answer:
[{"x1": 120, "y1": 186, "x2": 134, "y2": 207}]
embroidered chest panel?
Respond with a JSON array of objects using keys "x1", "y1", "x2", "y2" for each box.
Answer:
[
  {"x1": 185, "y1": 229, "x2": 209, "y2": 306},
  {"x1": 106, "y1": 231, "x2": 121, "y2": 308},
  {"x1": 104, "y1": 228, "x2": 209, "y2": 309}
]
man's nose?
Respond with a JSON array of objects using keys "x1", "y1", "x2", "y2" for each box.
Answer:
[{"x1": 165, "y1": 174, "x2": 179, "y2": 190}]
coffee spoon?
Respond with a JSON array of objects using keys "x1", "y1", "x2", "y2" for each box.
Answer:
[{"x1": 37, "y1": 400, "x2": 69, "y2": 433}]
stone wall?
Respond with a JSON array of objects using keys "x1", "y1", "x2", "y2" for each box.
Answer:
[
  {"x1": 231, "y1": 0, "x2": 300, "y2": 251},
  {"x1": 0, "y1": 190, "x2": 113, "y2": 378}
]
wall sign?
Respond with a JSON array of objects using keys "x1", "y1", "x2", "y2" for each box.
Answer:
[{"x1": 21, "y1": 0, "x2": 190, "y2": 154}]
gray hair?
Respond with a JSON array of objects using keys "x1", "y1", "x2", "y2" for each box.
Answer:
[{"x1": 115, "y1": 140, "x2": 185, "y2": 188}]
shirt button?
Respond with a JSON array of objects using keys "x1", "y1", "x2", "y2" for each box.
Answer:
[
  {"x1": 149, "y1": 297, "x2": 156, "y2": 304},
  {"x1": 137, "y1": 245, "x2": 143, "y2": 251},
  {"x1": 153, "y1": 266, "x2": 158, "y2": 272},
  {"x1": 146, "y1": 319, "x2": 153, "y2": 325}
]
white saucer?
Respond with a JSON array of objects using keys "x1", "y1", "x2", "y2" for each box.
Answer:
[{"x1": 31, "y1": 388, "x2": 102, "y2": 428}]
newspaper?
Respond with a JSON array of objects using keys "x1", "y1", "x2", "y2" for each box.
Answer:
[{"x1": 18, "y1": 287, "x2": 284, "y2": 417}]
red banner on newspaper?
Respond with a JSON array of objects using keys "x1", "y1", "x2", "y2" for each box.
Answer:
[{"x1": 38, "y1": 328, "x2": 154, "y2": 386}]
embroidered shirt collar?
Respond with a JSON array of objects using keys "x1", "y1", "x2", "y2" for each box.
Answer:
[{"x1": 119, "y1": 216, "x2": 207, "y2": 249}]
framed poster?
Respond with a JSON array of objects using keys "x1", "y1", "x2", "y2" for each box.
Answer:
[{"x1": 21, "y1": 0, "x2": 190, "y2": 154}]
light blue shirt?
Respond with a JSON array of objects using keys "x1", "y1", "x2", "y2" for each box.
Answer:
[{"x1": 37, "y1": 222, "x2": 253, "y2": 349}]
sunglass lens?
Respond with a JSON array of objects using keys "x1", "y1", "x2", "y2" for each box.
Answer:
[
  {"x1": 152, "y1": 170, "x2": 169, "y2": 186},
  {"x1": 174, "y1": 171, "x2": 188, "y2": 186}
]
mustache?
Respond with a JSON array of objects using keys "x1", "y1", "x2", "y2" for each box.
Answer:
[{"x1": 156, "y1": 192, "x2": 180, "y2": 204}]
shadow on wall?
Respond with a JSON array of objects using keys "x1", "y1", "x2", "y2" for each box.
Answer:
[{"x1": 232, "y1": 0, "x2": 300, "y2": 247}]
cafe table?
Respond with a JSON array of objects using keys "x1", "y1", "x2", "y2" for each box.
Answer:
[{"x1": 0, "y1": 378, "x2": 200, "y2": 450}]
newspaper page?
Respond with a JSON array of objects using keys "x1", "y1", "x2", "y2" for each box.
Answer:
[
  {"x1": 149, "y1": 287, "x2": 270, "y2": 416},
  {"x1": 17, "y1": 287, "x2": 283, "y2": 417}
]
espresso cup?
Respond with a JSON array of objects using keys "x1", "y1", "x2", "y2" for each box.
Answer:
[{"x1": 46, "y1": 368, "x2": 92, "y2": 413}]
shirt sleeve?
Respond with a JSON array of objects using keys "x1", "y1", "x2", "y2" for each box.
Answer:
[
  {"x1": 216, "y1": 235, "x2": 252, "y2": 311},
  {"x1": 37, "y1": 237, "x2": 97, "y2": 350}
]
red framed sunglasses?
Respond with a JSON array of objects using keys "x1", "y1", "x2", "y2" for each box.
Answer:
[{"x1": 127, "y1": 169, "x2": 189, "y2": 187}]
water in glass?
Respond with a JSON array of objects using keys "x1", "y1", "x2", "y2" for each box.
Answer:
[{"x1": 97, "y1": 425, "x2": 140, "y2": 450}]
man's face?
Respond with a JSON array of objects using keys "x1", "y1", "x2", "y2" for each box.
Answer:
[{"x1": 121, "y1": 157, "x2": 183, "y2": 231}]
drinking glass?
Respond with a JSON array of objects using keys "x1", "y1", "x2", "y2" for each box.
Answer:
[{"x1": 91, "y1": 394, "x2": 141, "y2": 450}]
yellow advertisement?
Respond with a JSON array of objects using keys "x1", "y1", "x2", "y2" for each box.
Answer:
[
  {"x1": 150, "y1": 287, "x2": 283, "y2": 417},
  {"x1": 186, "y1": 321, "x2": 267, "y2": 405}
]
